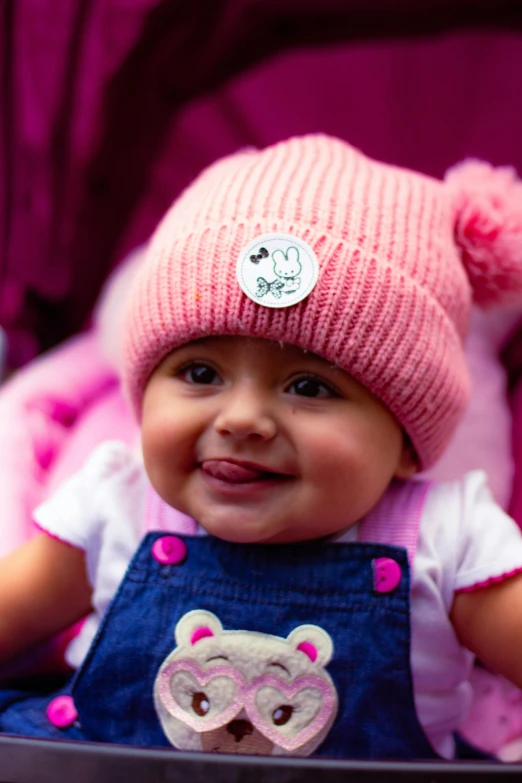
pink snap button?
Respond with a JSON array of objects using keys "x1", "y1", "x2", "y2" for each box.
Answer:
[
  {"x1": 372, "y1": 557, "x2": 402, "y2": 594},
  {"x1": 151, "y1": 535, "x2": 187, "y2": 565},
  {"x1": 46, "y1": 695, "x2": 78, "y2": 728}
]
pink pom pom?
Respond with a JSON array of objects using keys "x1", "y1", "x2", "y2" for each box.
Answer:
[{"x1": 445, "y1": 160, "x2": 522, "y2": 307}]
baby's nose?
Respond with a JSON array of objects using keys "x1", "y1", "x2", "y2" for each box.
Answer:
[{"x1": 214, "y1": 388, "x2": 277, "y2": 441}]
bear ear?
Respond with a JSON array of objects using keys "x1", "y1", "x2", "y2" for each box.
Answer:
[
  {"x1": 174, "y1": 610, "x2": 223, "y2": 647},
  {"x1": 287, "y1": 624, "x2": 334, "y2": 666}
]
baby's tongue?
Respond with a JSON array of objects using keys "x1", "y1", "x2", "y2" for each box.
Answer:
[{"x1": 202, "y1": 460, "x2": 267, "y2": 483}]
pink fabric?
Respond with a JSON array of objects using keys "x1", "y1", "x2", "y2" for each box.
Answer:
[
  {"x1": 144, "y1": 485, "x2": 196, "y2": 535},
  {"x1": 297, "y1": 642, "x2": 318, "y2": 663},
  {"x1": 358, "y1": 480, "x2": 431, "y2": 564},
  {"x1": 190, "y1": 627, "x2": 214, "y2": 646},
  {"x1": 33, "y1": 523, "x2": 79, "y2": 547},
  {"x1": 424, "y1": 308, "x2": 522, "y2": 511},
  {"x1": 0, "y1": 331, "x2": 136, "y2": 558},
  {"x1": 460, "y1": 667, "x2": 522, "y2": 755},
  {"x1": 45, "y1": 384, "x2": 136, "y2": 496},
  {"x1": 123, "y1": 135, "x2": 478, "y2": 469},
  {"x1": 455, "y1": 566, "x2": 522, "y2": 594},
  {"x1": 445, "y1": 161, "x2": 522, "y2": 308}
]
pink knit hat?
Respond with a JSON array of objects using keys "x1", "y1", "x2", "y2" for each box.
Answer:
[{"x1": 122, "y1": 134, "x2": 522, "y2": 469}]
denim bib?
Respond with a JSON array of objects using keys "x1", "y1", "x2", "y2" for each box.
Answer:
[{"x1": 0, "y1": 479, "x2": 448, "y2": 759}]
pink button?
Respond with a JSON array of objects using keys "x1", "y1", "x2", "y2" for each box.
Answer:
[
  {"x1": 46, "y1": 695, "x2": 78, "y2": 728},
  {"x1": 152, "y1": 535, "x2": 187, "y2": 565},
  {"x1": 372, "y1": 557, "x2": 401, "y2": 594}
]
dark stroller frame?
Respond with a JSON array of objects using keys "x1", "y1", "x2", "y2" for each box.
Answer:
[
  {"x1": 1, "y1": 2, "x2": 522, "y2": 780},
  {"x1": 1, "y1": 735, "x2": 522, "y2": 783}
]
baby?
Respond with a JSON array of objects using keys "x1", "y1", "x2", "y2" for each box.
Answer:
[{"x1": 1, "y1": 134, "x2": 522, "y2": 760}]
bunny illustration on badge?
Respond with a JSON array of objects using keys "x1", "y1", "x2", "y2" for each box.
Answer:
[
  {"x1": 154, "y1": 610, "x2": 338, "y2": 756},
  {"x1": 236, "y1": 232, "x2": 319, "y2": 309},
  {"x1": 272, "y1": 246, "x2": 302, "y2": 294},
  {"x1": 259, "y1": 246, "x2": 302, "y2": 297}
]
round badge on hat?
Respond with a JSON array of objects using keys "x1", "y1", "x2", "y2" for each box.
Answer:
[{"x1": 236, "y1": 233, "x2": 319, "y2": 308}]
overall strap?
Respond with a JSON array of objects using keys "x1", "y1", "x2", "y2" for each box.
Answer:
[
  {"x1": 144, "y1": 484, "x2": 197, "y2": 535},
  {"x1": 358, "y1": 479, "x2": 432, "y2": 564}
]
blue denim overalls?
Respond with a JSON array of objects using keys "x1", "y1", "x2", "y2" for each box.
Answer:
[{"x1": 0, "y1": 479, "x2": 466, "y2": 759}]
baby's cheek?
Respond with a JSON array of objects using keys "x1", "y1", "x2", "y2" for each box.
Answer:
[
  {"x1": 307, "y1": 436, "x2": 390, "y2": 514},
  {"x1": 306, "y1": 428, "x2": 365, "y2": 474}
]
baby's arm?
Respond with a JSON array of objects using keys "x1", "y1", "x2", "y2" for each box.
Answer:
[
  {"x1": 451, "y1": 574, "x2": 522, "y2": 688},
  {"x1": 0, "y1": 533, "x2": 92, "y2": 663}
]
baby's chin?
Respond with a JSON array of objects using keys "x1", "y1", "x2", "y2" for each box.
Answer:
[
  {"x1": 199, "y1": 523, "x2": 283, "y2": 545},
  {"x1": 196, "y1": 514, "x2": 296, "y2": 545},
  {"x1": 195, "y1": 514, "x2": 343, "y2": 545}
]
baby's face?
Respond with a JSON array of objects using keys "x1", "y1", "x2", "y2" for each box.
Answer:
[{"x1": 141, "y1": 336, "x2": 416, "y2": 544}]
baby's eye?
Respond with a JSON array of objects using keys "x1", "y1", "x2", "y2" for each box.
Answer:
[
  {"x1": 179, "y1": 363, "x2": 221, "y2": 385},
  {"x1": 287, "y1": 376, "x2": 337, "y2": 399}
]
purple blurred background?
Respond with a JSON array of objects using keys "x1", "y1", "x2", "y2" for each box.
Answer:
[{"x1": 2, "y1": 0, "x2": 522, "y2": 366}]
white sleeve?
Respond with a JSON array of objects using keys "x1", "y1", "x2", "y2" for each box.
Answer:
[
  {"x1": 411, "y1": 473, "x2": 522, "y2": 758},
  {"x1": 33, "y1": 439, "x2": 144, "y2": 589},
  {"x1": 452, "y1": 471, "x2": 522, "y2": 592},
  {"x1": 423, "y1": 471, "x2": 522, "y2": 595}
]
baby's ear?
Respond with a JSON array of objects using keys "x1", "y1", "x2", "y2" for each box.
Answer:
[{"x1": 395, "y1": 436, "x2": 419, "y2": 479}]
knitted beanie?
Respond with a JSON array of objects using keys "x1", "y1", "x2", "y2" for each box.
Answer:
[{"x1": 122, "y1": 134, "x2": 522, "y2": 469}]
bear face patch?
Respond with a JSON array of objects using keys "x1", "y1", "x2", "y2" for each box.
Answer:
[{"x1": 154, "y1": 610, "x2": 338, "y2": 756}]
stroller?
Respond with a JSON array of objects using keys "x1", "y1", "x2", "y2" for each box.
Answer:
[{"x1": 2, "y1": 1, "x2": 522, "y2": 779}]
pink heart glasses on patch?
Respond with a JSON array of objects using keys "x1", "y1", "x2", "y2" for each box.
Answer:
[{"x1": 156, "y1": 658, "x2": 337, "y2": 752}]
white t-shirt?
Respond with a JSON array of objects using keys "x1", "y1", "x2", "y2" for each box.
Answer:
[{"x1": 34, "y1": 440, "x2": 522, "y2": 759}]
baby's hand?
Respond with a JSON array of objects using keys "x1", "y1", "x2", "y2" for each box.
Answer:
[
  {"x1": 451, "y1": 573, "x2": 522, "y2": 690},
  {"x1": 0, "y1": 534, "x2": 92, "y2": 664}
]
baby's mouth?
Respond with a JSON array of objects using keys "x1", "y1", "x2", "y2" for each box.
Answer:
[{"x1": 201, "y1": 459, "x2": 286, "y2": 484}]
